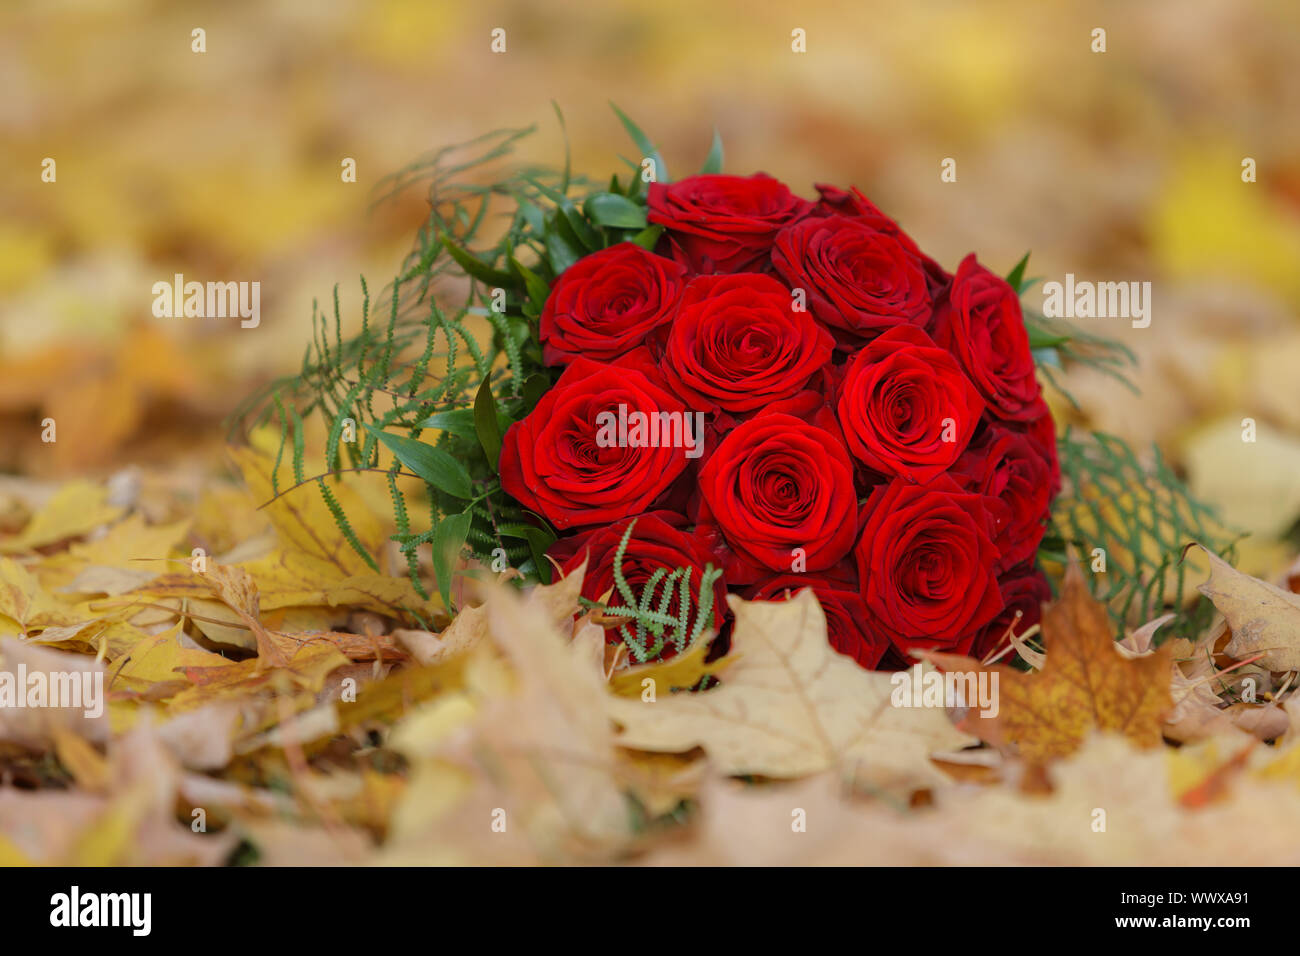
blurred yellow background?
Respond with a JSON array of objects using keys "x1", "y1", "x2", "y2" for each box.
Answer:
[{"x1": 2, "y1": 0, "x2": 1299, "y2": 571}]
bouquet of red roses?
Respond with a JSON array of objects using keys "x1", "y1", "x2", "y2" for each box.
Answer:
[
  {"x1": 256, "y1": 113, "x2": 1238, "y2": 679},
  {"x1": 495, "y1": 167, "x2": 1060, "y2": 670}
]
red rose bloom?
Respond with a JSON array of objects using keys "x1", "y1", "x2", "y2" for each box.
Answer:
[
  {"x1": 968, "y1": 562, "x2": 1052, "y2": 662},
  {"x1": 932, "y1": 254, "x2": 1041, "y2": 421},
  {"x1": 663, "y1": 273, "x2": 834, "y2": 414},
  {"x1": 772, "y1": 214, "x2": 932, "y2": 347},
  {"x1": 1023, "y1": 404, "x2": 1061, "y2": 497},
  {"x1": 499, "y1": 358, "x2": 692, "y2": 531},
  {"x1": 855, "y1": 475, "x2": 1005, "y2": 658},
  {"x1": 747, "y1": 570, "x2": 886, "y2": 668},
  {"x1": 697, "y1": 412, "x2": 857, "y2": 581},
  {"x1": 835, "y1": 325, "x2": 984, "y2": 482},
  {"x1": 647, "y1": 173, "x2": 814, "y2": 274},
  {"x1": 951, "y1": 422, "x2": 1053, "y2": 570},
  {"x1": 548, "y1": 511, "x2": 728, "y2": 657},
  {"x1": 813, "y1": 183, "x2": 950, "y2": 298},
  {"x1": 540, "y1": 242, "x2": 687, "y2": 366}
]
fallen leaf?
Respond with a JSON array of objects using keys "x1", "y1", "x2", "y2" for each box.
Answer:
[
  {"x1": 925, "y1": 563, "x2": 1173, "y2": 762},
  {"x1": 0, "y1": 480, "x2": 124, "y2": 553},
  {"x1": 606, "y1": 590, "x2": 975, "y2": 796},
  {"x1": 1192, "y1": 542, "x2": 1300, "y2": 670}
]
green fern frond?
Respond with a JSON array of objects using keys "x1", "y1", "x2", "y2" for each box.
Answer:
[{"x1": 1045, "y1": 427, "x2": 1241, "y2": 640}]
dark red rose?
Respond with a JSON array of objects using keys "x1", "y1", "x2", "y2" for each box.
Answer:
[
  {"x1": 855, "y1": 475, "x2": 1005, "y2": 658},
  {"x1": 835, "y1": 324, "x2": 984, "y2": 483},
  {"x1": 968, "y1": 562, "x2": 1052, "y2": 662},
  {"x1": 548, "y1": 511, "x2": 728, "y2": 660},
  {"x1": 696, "y1": 412, "x2": 857, "y2": 582},
  {"x1": 772, "y1": 214, "x2": 933, "y2": 347},
  {"x1": 951, "y1": 422, "x2": 1053, "y2": 571},
  {"x1": 647, "y1": 173, "x2": 814, "y2": 274},
  {"x1": 813, "y1": 184, "x2": 950, "y2": 298},
  {"x1": 1023, "y1": 404, "x2": 1061, "y2": 497},
  {"x1": 499, "y1": 358, "x2": 693, "y2": 531},
  {"x1": 539, "y1": 242, "x2": 687, "y2": 366},
  {"x1": 932, "y1": 254, "x2": 1041, "y2": 421},
  {"x1": 747, "y1": 569, "x2": 887, "y2": 668},
  {"x1": 663, "y1": 273, "x2": 833, "y2": 414}
]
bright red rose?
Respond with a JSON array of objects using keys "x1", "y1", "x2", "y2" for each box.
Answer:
[
  {"x1": 498, "y1": 358, "x2": 693, "y2": 531},
  {"x1": 663, "y1": 273, "x2": 833, "y2": 414},
  {"x1": 813, "y1": 184, "x2": 950, "y2": 298},
  {"x1": 855, "y1": 475, "x2": 1005, "y2": 657},
  {"x1": 772, "y1": 214, "x2": 933, "y2": 347},
  {"x1": 697, "y1": 412, "x2": 857, "y2": 582},
  {"x1": 932, "y1": 254, "x2": 1042, "y2": 421},
  {"x1": 647, "y1": 173, "x2": 814, "y2": 274},
  {"x1": 548, "y1": 511, "x2": 728, "y2": 657},
  {"x1": 747, "y1": 569, "x2": 887, "y2": 668},
  {"x1": 951, "y1": 421, "x2": 1053, "y2": 571},
  {"x1": 968, "y1": 562, "x2": 1052, "y2": 662},
  {"x1": 835, "y1": 325, "x2": 984, "y2": 483},
  {"x1": 539, "y1": 242, "x2": 687, "y2": 366}
]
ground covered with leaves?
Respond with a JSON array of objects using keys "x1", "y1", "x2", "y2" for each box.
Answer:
[{"x1": 3, "y1": 427, "x2": 1300, "y2": 866}]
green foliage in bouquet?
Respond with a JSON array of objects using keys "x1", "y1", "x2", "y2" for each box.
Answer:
[
  {"x1": 579, "y1": 519, "x2": 723, "y2": 664},
  {"x1": 236, "y1": 109, "x2": 1239, "y2": 642},
  {"x1": 1013, "y1": 259, "x2": 1240, "y2": 640}
]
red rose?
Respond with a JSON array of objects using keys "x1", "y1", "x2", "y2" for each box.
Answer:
[
  {"x1": 951, "y1": 422, "x2": 1053, "y2": 570},
  {"x1": 540, "y1": 242, "x2": 687, "y2": 366},
  {"x1": 968, "y1": 562, "x2": 1052, "y2": 662},
  {"x1": 855, "y1": 475, "x2": 1004, "y2": 657},
  {"x1": 697, "y1": 412, "x2": 857, "y2": 582},
  {"x1": 835, "y1": 325, "x2": 984, "y2": 483},
  {"x1": 772, "y1": 214, "x2": 933, "y2": 347},
  {"x1": 548, "y1": 511, "x2": 728, "y2": 659},
  {"x1": 499, "y1": 358, "x2": 692, "y2": 531},
  {"x1": 813, "y1": 183, "x2": 950, "y2": 298},
  {"x1": 647, "y1": 173, "x2": 814, "y2": 274},
  {"x1": 1023, "y1": 404, "x2": 1061, "y2": 497},
  {"x1": 932, "y1": 254, "x2": 1041, "y2": 421},
  {"x1": 747, "y1": 569, "x2": 887, "y2": 668},
  {"x1": 663, "y1": 273, "x2": 834, "y2": 414}
]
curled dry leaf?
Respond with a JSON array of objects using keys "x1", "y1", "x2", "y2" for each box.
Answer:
[{"x1": 1191, "y1": 542, "x2": 1300, "y2": 671}]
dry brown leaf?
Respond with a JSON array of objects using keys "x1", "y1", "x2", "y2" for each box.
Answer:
[
  {"x1": 607, "y1": 590, "x2": 974, "y2": 796},
  {"x1": 925, "y1": 563, "x2": 1173, "y2": 762},
  {"x1": 1192, "y1": 542, "x2": 1300, "y2": 670},
  {"x1": 202, "y1": 563, "x2": 289, "y2": 669}
]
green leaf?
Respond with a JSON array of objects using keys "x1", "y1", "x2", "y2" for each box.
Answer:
[
  {"x1": 558, "y1": 201, "x2": 601, "y2": 252},
  {"x1": 441, "y1": 236, "x2": 516, "y2": 287},
  {"x1": 628, "y1": 223, "x2": 664, "y2": 251},
  {"x1": 474, "y1": 378, "x2": 503, "y2": 469},
  {"x1": 520, "y1": 524, "x2": 555, "y2": 584},
  {"x1": 1026, "y1": 321, "x2": 1071, "y2": 350},
  {"x1": 544, "y1": 226, "x2": 582, "y2": 275},
  {"x1": 1006, "y1": 251, "x2": 1031, "y2": 294},
  {"x1": 610, "y1": 102, "x2": 668, "y2": 183},
  {"x1": 510, "y1": 256, "x2": 551, "y2": 313},
  {"x1": 522, "y1": 372, "x2": 550, "y2": 410},
  {"x1": 699, "y1": 127, "x2": 724, "y2": 174},
  {"x1": 417, "y1": 409, "x2": 478, "y2": 438},
  {"x1": 583, "y1": 192, "x2": 648, "y2": 229},
  {"x1": 433, "y1": 509, "x2": 472, "y2": 608},
  {"x1": 366, "y1": 425, "x2": 474, "y2": 499}
]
